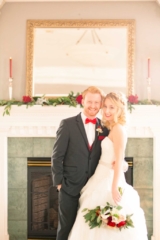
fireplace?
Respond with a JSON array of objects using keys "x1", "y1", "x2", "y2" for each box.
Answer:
[
  {"x1": 0, "y1": 105, "x2": 159, "y2": 240},
  {"x1": 28, "y1": 158, "x2": 58, "y2": 239},
  {"x1": 124, "y1": 157, "x2": 133, "y2": 186},
  {"x1": 27, "y1": 157, "x2": 133, "y2": 239}
]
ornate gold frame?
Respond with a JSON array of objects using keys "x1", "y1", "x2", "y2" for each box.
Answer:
[{"x1": 26, "y1": 19, "x2": 135, "y2": 96}]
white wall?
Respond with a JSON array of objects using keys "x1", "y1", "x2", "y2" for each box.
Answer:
[{"x1": 0, "y1": 2, "x2": 160, "y2": 100}]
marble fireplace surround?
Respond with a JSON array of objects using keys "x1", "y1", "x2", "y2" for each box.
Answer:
[{"x1": 0, "y1": 105, "x2": 160, "y2": 240}]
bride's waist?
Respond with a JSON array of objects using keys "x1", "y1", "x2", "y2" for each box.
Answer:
[
  {"x1": 98, "y1": 160, "x2": 113, "y2": 169},
  {"x1": 98, "y1": 161, "x2": 126, "y2": 179},
  {"x1": 94, "y1": 160, "x2": 113, "y2": 177}
]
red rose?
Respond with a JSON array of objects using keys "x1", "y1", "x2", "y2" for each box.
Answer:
[
  {"x1": 107, "y1": 216, "x2": 116, "y2": 227},
  {"x1": 23, "y1": 96, "x2": 32, "y2": 103},
  {"x1": 117, "y1": 221, "x2": 126, "y2": 228},
  {"x1": 107, "y1": 221, "x2": 116, "y2": 227},
  {"x1": 107, "y1": 216, "x2": 112, "y2": 222},
  {"x1": 128, "y1": 95, "x2": 138, "y2": 104},
  {"x1": 98, "y1": 136, "x2": 105, "y2": 140},
  {"x1": 76, "y1": 95, "x2": 82, "y2": 104}
]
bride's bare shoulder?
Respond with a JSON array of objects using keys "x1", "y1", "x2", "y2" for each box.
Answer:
[
  {"x1": 112, "y1": 123, "x2": 125, "y2": 132},
  {"x1": 112, "y1": 124, "x2": 126, "y2": 138}
]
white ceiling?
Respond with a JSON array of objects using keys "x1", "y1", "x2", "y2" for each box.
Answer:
[
  {"x1": 0, "y1": 0, "x2": 159, "y2": 10},
  {"x1": 0, "y1": 0, "x2": 160, "y2": 7},
  {"x1": 3, "y1": 0, "x2": 157, "y2": 1}
]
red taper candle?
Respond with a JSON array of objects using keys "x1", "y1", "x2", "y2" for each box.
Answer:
[
  {"x1": 9, "y1": 57, "x2": 12, "y2": 78},
  {"x1": 148, "y1": 58, "x2": 150, "y2": 78}
]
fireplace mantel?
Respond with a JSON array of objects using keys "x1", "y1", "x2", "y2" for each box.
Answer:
[
  {"x1": 0, "y1": 105, "x2": 160, "y2": 240},
  {"x1": 0, "y1": 105, "x2": 160, "y2": 136}
]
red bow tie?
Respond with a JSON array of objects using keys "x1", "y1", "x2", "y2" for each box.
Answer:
[{"x1": 85, "y1": 118, "x2": 96, "y2": 124}]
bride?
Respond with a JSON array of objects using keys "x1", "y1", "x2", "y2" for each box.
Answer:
[{"x1": 68, "y1": 92, "x2": 148, "y2": 240}]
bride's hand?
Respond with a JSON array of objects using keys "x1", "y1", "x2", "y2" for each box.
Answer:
[{"x1": 112, "y1": 187, "x2": 122, "y2": 205}]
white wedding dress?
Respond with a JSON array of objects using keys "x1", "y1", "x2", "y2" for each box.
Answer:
[{"x1": 68, "y1": 137, "x2": 148, "y2": 240}]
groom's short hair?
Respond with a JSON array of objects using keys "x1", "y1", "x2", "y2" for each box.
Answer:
[{"x1": 82, "y1": 86, "x2": 105, "y2": 101}]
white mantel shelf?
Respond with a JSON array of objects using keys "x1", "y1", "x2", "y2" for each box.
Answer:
[
  {"x1": 0, "y1": 105, "x2": 160, "y2": 240},
  {"x1": 0, "y1": 105, "x2": 160, "y2": 136}
]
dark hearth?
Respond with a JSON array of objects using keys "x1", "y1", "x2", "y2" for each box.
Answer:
[
  {"x1": 27, "y1": 157, "x2": 133, "y2": 239},
  {"x1": 124, "y1": 157, "x2": 133, "y2": 186},
  {"x1": 28, "y1": 158, "x2": 58, "y2": 239}
]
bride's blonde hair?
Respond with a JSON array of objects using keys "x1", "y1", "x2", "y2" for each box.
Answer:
[{"x1": 102, "y1": 92, "x2": 127, "y2": 130}]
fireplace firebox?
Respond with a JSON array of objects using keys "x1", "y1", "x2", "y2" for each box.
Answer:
[
  {"x1": 28, "y1": 158, "x2": 58, "y2": 239},
  {"x1": 27, "y1": 157, "x2": 133, "y2": 239}
]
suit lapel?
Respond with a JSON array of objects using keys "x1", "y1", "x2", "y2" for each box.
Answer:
[
  {"x1": 91, "y1": 118, "x2": 100, "y2": 151},
  {"x1": 76, "y1": 113, "x2": 89, "y2": 149}
]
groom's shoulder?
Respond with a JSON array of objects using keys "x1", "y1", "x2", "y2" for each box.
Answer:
[{"x1": 61, "y1": 113, "x2": 81, "y2": 123}]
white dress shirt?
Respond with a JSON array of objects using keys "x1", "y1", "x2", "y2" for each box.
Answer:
[{"x1": 81, "y1": 112, "x2": 96, "y2": 147}]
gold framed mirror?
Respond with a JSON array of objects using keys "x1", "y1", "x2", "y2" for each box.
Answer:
[{"x1": 26, "y1": 19, "x2": 135, "y2": 97}]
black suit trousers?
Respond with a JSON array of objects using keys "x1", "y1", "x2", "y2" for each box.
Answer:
[{"x1": 56, "y1": 189, "x2": 80, "y2": 240}]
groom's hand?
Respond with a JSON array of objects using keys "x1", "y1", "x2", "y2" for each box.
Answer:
[{"x1": 57, "y1": 184, "x2": 62, "y2": 191}]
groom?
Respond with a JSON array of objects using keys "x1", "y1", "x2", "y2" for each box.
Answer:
[{"x1": 51, "y1": 86, "x2": 109, "y2": 240}]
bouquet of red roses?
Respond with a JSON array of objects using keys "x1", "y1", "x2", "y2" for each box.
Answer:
[
  {"x1": 82, "y1": 202, "x2": 134, "y2": 231},
  {"x1": 82, "y1": 187, "x2": 134, "y2": 231}
]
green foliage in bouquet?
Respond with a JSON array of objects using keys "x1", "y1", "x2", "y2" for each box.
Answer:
[
  {"x1": 82, "y1": 202, "x2": 134, "y2": 231},
  {"x1": 82, "y1": 206, "x2": 102, "y2": 229},
  {"x1": 82, "y1": 188, "x2": 134, "y2": 231}
]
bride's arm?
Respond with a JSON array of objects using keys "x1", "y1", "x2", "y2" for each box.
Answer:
[
  {"x1": 111, "y1": 124, "x2": 126, "y2": 204},
  {"x1": 112, "y1": 160, "x2": 128, "y2": 172}
]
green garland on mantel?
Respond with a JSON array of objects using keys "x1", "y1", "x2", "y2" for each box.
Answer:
[
  {"x1": 127, "y1": 99, "x2": 160, "y2": 112},
  {"x1": 0, "y1": 92, "x2": 160, "y2": 116},
  {"x1": 0, "y1": 92, "x2": 82, "y2": 116}
]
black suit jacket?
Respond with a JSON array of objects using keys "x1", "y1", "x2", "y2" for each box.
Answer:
[{"x1": 51, "y1": 113, "x2": 109, "y2": 196}]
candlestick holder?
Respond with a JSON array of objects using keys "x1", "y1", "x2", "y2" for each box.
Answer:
[
  {"x1": 147, "y1": 77, "x2": 152, "y2": 103},
  {"x1": 9, "y1": 78, "x2": 13, "y2": 100}
]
